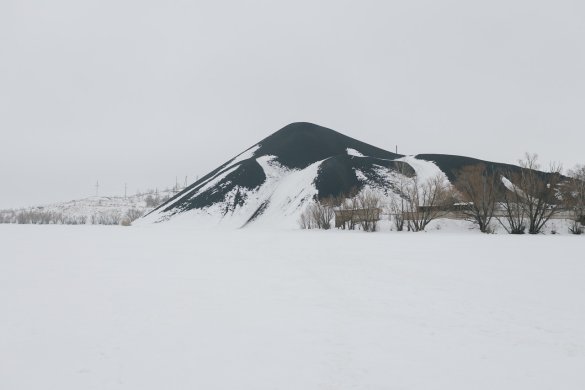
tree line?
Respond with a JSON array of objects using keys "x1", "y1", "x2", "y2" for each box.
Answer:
[
  {"x1": 0, "y1": 190, "x2": 171, "y2": 226},
  {"x1": 299, "y1": 154, "x2": 585, "y2": 235},
  {"x1": 0, "y1": 208, "x2": 145, "y2": 226}
]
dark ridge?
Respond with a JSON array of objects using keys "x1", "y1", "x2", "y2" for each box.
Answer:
[
  {"x1": 255, "y1": 122, "x2": 401, "y2": 169},
  {"x1": 415, "y1": 154, "x2": 522, "y2": 182}
]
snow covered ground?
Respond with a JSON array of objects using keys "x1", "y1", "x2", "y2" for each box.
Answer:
[{"x1": 1, "y1": 224, "x2": 584, "y2": 389}]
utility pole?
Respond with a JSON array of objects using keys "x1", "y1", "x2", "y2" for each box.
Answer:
[
  {"x1": 95, "y1": 180, "x2": 99, "y2": 197},
  {"x1": 124, "y1": 183, "x2": 127, "y2": 199},
  {"x1": 396, "y1": 145, "x2": 398, "y2": 154}
]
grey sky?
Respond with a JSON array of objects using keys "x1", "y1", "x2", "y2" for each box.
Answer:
[{"x1": 1, "y1": 0, "x2": 584, "y2": 208}]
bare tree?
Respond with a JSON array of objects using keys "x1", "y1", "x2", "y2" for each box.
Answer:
[
  {"x1": 518, "y1": 154, "x2": 562, "y2": 234},
  {"x1": 312, "y1": 197, "x2": 335, "y2": 229},
  {"x1": 126, "y1": 208, "x2": 144, "y2": 222},
  {"x1": 563, "y1": 164, "x2": 585, "y2": 234},
  {"x1": 404, "y1": 174, "x2": 453, "y2": 232},
  {"x1": 497, "y1": 172, "x2": 528, "y2": 234},
  {"x1": 389, "y1": 167, "x2": 410, "y2": 231},
  {"x1": 298, "y1": 197, "x2": 335, "y2": 230},
  {"x1": 453, "y1": 164, "x2": 499, "y2": 233},
  {"x1": 497, "y1": 154, "x2": 562, "y2": 234},
  {"x1": 389, "y1": 197, "x2": 406, "y2": 231},
  {"x1": 336, "y1": 188, "x2": 359, "y2": 230},
  {"x1": 356, "y1": 189, "x2": 382, "y2": 232},
  {"x1": 145, "y1": 194, "x2": 160, "y2": 208}
]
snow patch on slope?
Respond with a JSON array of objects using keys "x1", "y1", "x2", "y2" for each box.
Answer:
[
  {"x1": 354, "y1": 169, "x2": 368, "y2": 182},
  {"x1": 248, "y1": 158, "x2": 322, "y2": 229},
  {"x1": 396, "y1": 156, "x2": 448, "y2": 183},
  {"x1": 346, "y1": 148, "x2": 365, "y2": 157},
  {"x1": 227, "y1": 145, "x2": 260, "y2": 167},
  {"x1": 188, "y1": 164, "x2": 241, "y2": 201}
]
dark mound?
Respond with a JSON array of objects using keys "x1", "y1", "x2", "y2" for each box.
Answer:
[
  {"x1": 256, "y1": 122, "x2": 400, "y2": 169},
  {"x1": 149, "y1": 122, "x2": 552, "y2": 223},
  {"x1": 150, "y1": 122, "x2": 405, "y2": 218}
]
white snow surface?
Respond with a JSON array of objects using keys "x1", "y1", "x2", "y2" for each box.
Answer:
[
  {"x1": 1, "y1": 224, "x2": 584, "y2": 390},
  {"x1": 346, "y1": 148, "x2": 365, "y2": 157}
]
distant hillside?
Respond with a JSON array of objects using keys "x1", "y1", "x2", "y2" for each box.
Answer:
[{"x1": 0, "y1": 189, "x2": 176, "y2": 225}]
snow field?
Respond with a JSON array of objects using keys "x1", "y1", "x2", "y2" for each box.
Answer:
[{"x1": 0, "y1": 224, "x2": 584, "y2": 389}]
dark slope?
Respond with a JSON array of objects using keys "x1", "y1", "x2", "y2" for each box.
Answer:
[
  {"x1": 316, "y1": 155, "x2": 414, "y2": 198},
  {"x1": 256, "y1": 122, "x2": 401, "y2": 169},
  {"x1": 153, "y1": 152, "x2": 266, "y2": 216},
  {"x1": 415, "y1": 154, "x2": 522, "y2": 182},
  {"x1": 415, "y1": 154, "x2": 561, "y2": 198}
]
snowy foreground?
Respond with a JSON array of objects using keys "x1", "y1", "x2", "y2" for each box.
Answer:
[{"x1": 1, "y1": 225, "x2": 584, "y2": 390}]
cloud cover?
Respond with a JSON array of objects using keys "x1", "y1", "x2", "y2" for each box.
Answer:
[{"x1": 1, "y1": 0, "x2": 584, "y2": 207}]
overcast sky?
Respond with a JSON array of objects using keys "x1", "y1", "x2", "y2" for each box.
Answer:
[{"x1": 1, "y1": 0, "x2": 584, "y2": 208}]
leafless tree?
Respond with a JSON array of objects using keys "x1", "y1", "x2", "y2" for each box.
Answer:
[
  {"x1": 126, "y1": 208, "x2": 144, "y2": 222},
  {"x1": 356, "y1": 189, "x2": 382, "y2": 232},
  {"x1": 388, "y1": 166, "x2": 410, "y2": 231},
  {"x1": 336, "y1": 188, "x2": 359, "y2": 230},
  {"x1": 145, "y1": 194, "x2": 160, "y2": 208},
  {"x1": 389, "y1": 197, "x2": 406, "y2": 231},
  {"x1": 404, "y1": 174, "x2": 453, "y2": 232},
  {"x1": 453, "y1": 163, "x2": 499, "y2": 233},
  {"x1": 311, "y1": 197, "x2": 335, "y2": 229},
  {"x1": 497, "y1": 154, "x2": 562, "y2": 234},
  {"x1": 298, "y1": 197, "x2": 335, "y2": 230},
  {"x1": 562, "y1": 164, "x2": 585, "y2": 234},
  {"x1": 518, "y1": 154, "x2": 562, "y2": 234},
  {"x1": 497, "y1": 171, "x2": 528, "y2": 234}
]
